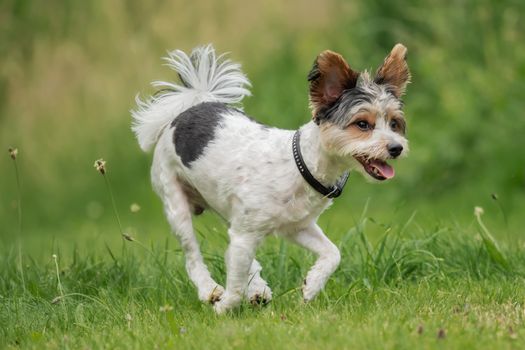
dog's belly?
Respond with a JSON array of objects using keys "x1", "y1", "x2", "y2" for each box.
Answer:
[{"x1": 180, "y1": 177, "x2": 330, "y2": 234}]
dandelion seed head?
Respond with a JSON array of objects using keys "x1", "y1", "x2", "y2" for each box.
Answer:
[
  {"x1": 130, "y1": 203, "x2": 141, "y2": 213},
  {"x1": 474, "y1": 206, "x2": 484, "y2": 216},
  {"x1": 8, "y1": 147, "x2": 18, "y2": 160},
  {"x1": 94, "y1": 159, "x2": 106, "y2": 174}
]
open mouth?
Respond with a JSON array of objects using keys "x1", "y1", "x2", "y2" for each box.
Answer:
[{"x1": 354, "y1": 156, "x2": 395, "y2": 181}]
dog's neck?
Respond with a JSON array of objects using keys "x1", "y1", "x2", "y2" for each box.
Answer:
[{"x1": 298, "y1": 121, "x2": 352, "y2": 188}]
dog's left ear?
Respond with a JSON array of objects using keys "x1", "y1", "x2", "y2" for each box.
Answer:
[
  {"x1": 308, "y1": 50, "x2": 359, "y2": 123},
  {"x1": 374, "y1": 43, "x2": 411, "y2": 98}
]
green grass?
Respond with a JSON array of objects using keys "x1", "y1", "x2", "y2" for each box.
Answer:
[
  {"x1": 2, "y1": 0, "x2": 525, "y2": 348},
  {"x1": 2, "y1": 209, "x2": 525, "y2": 349}
]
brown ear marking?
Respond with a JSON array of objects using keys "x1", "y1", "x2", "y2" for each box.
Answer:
[
  {"x1": 308, "y1": 50, "x2": 359, "y2": 121},
  {"x1": 374, "y1": 43, "x2": 411, "y2": 98}
]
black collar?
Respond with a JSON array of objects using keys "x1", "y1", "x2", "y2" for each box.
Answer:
[{"x1": 292, "y1": 130, "x2": 350, "y2": 199}]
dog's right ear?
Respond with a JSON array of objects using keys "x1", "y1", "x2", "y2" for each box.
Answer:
[
  {"x1": 308, "y1": 50, "x2": 359, "y2": 123},
  {"x1": 374, "y1": 44, "x2": 410, "y2": 98}
]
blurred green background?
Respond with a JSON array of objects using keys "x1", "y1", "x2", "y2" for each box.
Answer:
[{"x1": 1, "y1": 0, "x2": 524, "y2": 256}]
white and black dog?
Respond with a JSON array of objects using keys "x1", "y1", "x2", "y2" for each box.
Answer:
[{"x1": 132, "y1": 44, "x2": 410, "y2": 314}]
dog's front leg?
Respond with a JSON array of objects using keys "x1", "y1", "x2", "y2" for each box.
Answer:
[
  {"x1": 289, "y1": 223, "x2": 341, "y2": 302},
  {"x1": 214, "y1": 229, "x2": 262, "y2": 314}
]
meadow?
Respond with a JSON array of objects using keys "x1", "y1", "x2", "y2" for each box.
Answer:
[{"x1": 1, "y1": 0, "x2": 525, "y2": 348}]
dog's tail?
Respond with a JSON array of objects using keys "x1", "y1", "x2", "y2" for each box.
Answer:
[{"x1": 131, "y1": 44, "x2": 251, "y2": 152}]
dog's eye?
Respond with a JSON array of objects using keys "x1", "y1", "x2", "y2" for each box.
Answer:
[
  {"x1": 356, "y1": 120, "x2": 371, "y2": 131},
  {"x1": 390, "y1": 120, "x2": 398, "y2": 130}
]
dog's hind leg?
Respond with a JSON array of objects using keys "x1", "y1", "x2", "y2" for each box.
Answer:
[
  {"x1": 288, "y1": 223, "x2": 341, "y2": 302},
  {"x1": 153, "y1": 160, "x2": 224, "y2": 303},
  {"x1": 245, "y1": 259, "x2": 272, "y2": 305}
]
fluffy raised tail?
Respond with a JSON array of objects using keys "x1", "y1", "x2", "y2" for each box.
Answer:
[{"x1": 131, "y1": 44, "x2": 251, "y2": 152}]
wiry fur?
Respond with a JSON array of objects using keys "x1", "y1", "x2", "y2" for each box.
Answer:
[
  {"x1": 318, "y1": 72, "x2": 409, "y2": 179},
  {"x1": 132, "y1": 44, "x2": 410, "y2": 314},
  {"x1": 374, "y1": 43, "x2": 411, "y2": 98},
  {"x1": 132, "y1": 45, "x2": 251, "y2": 152},
  {"x1": 308, "y1": 50, "x2": 359, "y2": 122}
]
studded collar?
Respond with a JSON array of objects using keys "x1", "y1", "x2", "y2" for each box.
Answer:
[{"x1": 292, "y1": 130, "x2": 350, "y2": 199}]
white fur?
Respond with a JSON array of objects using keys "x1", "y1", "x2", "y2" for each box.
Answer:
[
  {"x1": 133, "y1": 45, "x2": 408, "y2": 314},
  {"x1": 132, "y1": 45, "x2": 251, "y2": 152}
]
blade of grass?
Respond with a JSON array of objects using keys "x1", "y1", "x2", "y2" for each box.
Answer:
[{"x1": 474, "y1": 207, "x2": 509, "y2": 270}]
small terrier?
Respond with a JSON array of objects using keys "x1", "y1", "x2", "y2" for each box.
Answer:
[{"x1": 132, "y1": 44, "x2": 410, "y2": 314}]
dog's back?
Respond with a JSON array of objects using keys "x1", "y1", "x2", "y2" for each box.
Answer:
[{"x1": 133, "y1": 45, "x2": 317, "y2": 226}]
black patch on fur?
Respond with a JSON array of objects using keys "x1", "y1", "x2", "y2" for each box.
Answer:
[
  {"x1": 307, "y1": 59, "x2": 321, "y2": 83},
  {"x1": 171, "y1": 102, "x2": 230, "y2": 167},
  {"x1": 318, "y1": 87, "x2": 374, "y2": 126},
  {"x1": 374, "y1": 76, "x2": 386, "y2": 85}
]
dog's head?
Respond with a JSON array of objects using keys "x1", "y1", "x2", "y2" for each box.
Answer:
[{"x1": 308, "y1": 44, "x2": 410, "y2": 181}]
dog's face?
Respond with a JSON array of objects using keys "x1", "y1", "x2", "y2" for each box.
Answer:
[{"x1": 308, "y1": 44, "x2": 410, "y2": 181}]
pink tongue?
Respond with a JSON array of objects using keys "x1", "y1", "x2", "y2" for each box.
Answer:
[{"x1": 370, "y1": 160, "x2": 395, "y2": 179}]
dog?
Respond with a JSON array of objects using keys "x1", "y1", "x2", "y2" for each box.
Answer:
[{"x1": 132, "y1": 44, "x2": 410, "y2": 314}]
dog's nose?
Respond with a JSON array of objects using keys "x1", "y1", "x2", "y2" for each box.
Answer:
[{"x1": 387, "y1": 143, "x2": 403, "y2": 158}]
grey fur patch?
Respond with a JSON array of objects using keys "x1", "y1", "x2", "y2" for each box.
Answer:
[
  {"x1": 320, "y1": 79, "x2": 402, "y2": 127},
  {"x1": 171, "y1": 102, "x2": 230, "y2": 167},
  {"x1": 320, "y1": 87, "x2": 374, "y2": 126}
]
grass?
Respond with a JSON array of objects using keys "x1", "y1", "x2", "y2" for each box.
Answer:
[
  {"x1": 1, "y1": 0, "x2": 525, "y2": 348},
  {"x1": 2, "y1": 200, "x2": 525, "y2": 349}
]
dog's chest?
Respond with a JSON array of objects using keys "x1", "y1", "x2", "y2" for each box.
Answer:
[{"x1": 269, "y1": 187, "x2": 332, "y2": 232}]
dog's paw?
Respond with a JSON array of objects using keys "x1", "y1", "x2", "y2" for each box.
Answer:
[
  {"x1": 208, "y1": 285, "x2": 225, "y2": 304},
  {"x1": 245, "y1": 272, "x2": 272, "y2": 306},
  {"x1": 249, "y1": 293, "x2": 272, "y2": 306},
  {"x1": 213, "y1": 293, "x2": 241, "y2": 315},
  {"x1": 198, "y1": 284, "x2": 225, "y2": 304},
  {"x1": 301, "y1": 278, "x2": 319, "y2": 302},
  {"x1": 213, "y1": 300, "x2": 229, "y2": 315},
  {"x1": 247, "y1": 287, "x2": 272, "y2": 306}
]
